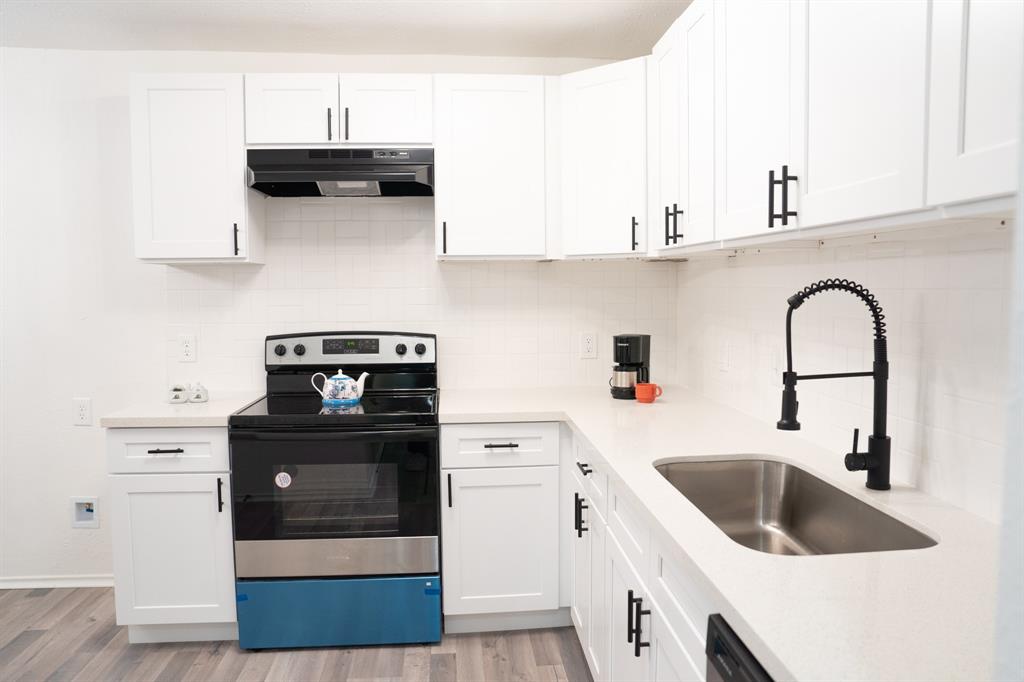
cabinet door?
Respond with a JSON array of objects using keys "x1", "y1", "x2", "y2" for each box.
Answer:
[
  {"x1": 928, "y1": 0, "x2": 1023, "y2": 205},
  {"x1": 648, "y1": 24, "x2": 683, "y2": 252},
  {"x1": 442, "y1": 466, "x2": 559, "y2": 614},
  {"x1": 110, "y1": 473, "x2": 235, "y2": 625},
  {"x1": 562, "y1": 58, "x2": 647, "y2": 256},
  {"x1": 130, "y1": 74, "x2": 246, "y2": 259},
  {"x1": 570, "y1": 483, "x2": 591, "y2": 636},
  {"x1": 606, "y1": 531, "x2": 650, "y2": 682},
  {"x1": 434, "y1": 75, "x2": 547, "y2": 257},
  {"x1": 338, "y1": 74, "x2": 433, "y2": 143},
  {"x1": 789, "y1": 0, "x2": 929, "y2": 227},
  {"x1": 587, "y1": 506, "x2": 610, "y2": 682},
  {"x1": 244, "y1": 73, "x2": 339, "y2": 143},
  {"x1": 714, "y1": 0, "x2": 796, "y2": 240},
  {"x1": 649, "y1": 603, "x2": 705, "y2": 682},
  {"x1": 678, "y1": 0, "x2": 716, "y2": 246}
]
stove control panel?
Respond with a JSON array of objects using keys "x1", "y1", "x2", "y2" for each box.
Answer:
[{"x1": 266, "y1": 333, "x2": 436, "y2": 366}]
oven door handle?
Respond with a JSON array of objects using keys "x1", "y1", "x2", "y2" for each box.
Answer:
[{"x1": 230, "y1": 427, "x2": 438, "y2": 442}]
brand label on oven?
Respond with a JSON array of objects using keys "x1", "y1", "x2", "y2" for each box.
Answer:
[{"x1": 274, "y1": 472, "x2": 293, "y2": 489}]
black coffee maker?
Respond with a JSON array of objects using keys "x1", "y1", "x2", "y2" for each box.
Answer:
[{"x1": 610, "y1": 334, "x2": 651, "y2": 400}]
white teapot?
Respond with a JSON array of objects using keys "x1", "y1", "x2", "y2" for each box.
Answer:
[{"x1": 311, "y1": 369, "x2": 369, "y2": 407}]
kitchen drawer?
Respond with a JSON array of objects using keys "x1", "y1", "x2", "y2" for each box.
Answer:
[
  {"x1": 649, "y1": 535, "x2": 716, "y2": 671},
  {"x1": 608, "y1": 482, "x2": 651, "y2": 583},
  {"x1": 441, "y1": 422, "x2": 559, "y2": 469},
  {"x1": 573, "y1": 440, "x2": 609, "y2": 518},
  {"x1": 107, "y1": 427, "x2": 229, "y2": 474}
]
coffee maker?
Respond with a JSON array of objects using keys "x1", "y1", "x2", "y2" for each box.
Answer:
[{"x1": 610, "y1": 334, "x2": 651, "y2": 400}]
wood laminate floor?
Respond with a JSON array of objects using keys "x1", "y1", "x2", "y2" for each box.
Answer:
[{"x1": 0, "y1": 588, "x2": 593, "y2": 682}]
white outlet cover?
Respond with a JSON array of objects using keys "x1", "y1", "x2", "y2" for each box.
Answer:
[
  {"x1": 580, "y1": 332, "x2": 597, "y2": 359},
  {"x1": 72, "y1": 397, "x2": 92, "y2": 426},
  {"x1": 178, "y1": 333, "x2": 197, "y2": 362}
]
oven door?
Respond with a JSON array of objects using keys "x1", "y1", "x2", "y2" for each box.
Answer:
[{"x1": 230, "y1": 427, "x2": 439, "y2": 578}]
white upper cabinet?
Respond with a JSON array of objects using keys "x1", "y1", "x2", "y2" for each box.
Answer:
[
  {"x1": 789, "y1": 0, "x2": 929, "y2": 228},
  {"x1": 648, "y1": 1, "x2": 717, "y2": 253},
  {"x1": 244, "y1": 73, "x2": 339, "y2": 144},
  {"x1": 131, "y1": 74, "x2": 262, "y2": 261},
  {"x1": 677, "y1": 0, "x2": 716, "y2": 247},
  {"x1": 714, "y1": 0, "x2": 796, "y2": 241},
  {"x1": 928, "y1": 0, "x2": 1023, "y2": 205},
  {"x1": 433, "y1": 75, "x2": 547, "y2": 258},
  {"x1": 338, "y1": 74, "x2": 433, "y2": 143},
  {"x1": 561, "y1": 58, "x2": 647, "y2": 257},
  {"x1": 648, "y1": 23, "x2": 683, "y2": 252}
]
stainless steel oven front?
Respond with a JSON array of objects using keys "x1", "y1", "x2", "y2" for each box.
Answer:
[{"x1": 230, "y1": 426, "x2": 439, "y2": 578}]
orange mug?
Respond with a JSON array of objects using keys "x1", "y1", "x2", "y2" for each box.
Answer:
[{"x1": 635, "y1": 383, "x2": 663, "y2": 403}]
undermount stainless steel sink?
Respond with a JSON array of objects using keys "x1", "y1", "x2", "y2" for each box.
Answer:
[{"x1": 655, "y1": 458, "x2": 937, "y2": 556}]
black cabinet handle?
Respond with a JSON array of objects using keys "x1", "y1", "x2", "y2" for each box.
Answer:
[
  {"x1": 663, "y1": 206, "x2": 671, "y2": 246},
  {"x1": 769, "y1": 165, "x2": 799, "y2": 227},
  {"x1": 483, "y1": 442, "x2": 519, "y2": 449},
  {"x1": 447, "y1": 473, "x2": 453, "y2": 508},
  {"x1": 574, "y1": 492, "x2": 581, "y2": 534},
  {"x1": 633, "y1": 595, "x2": 650, "y2": 657},
  {"x1": 576, "y1": 461, "x2": 593, "y2": 476},
  {"x1": 631, "y1": 216, "x2": 638, "y2": 251},
  {"x1": 574, "y1": 492, "x2": 588, "y2": 538},
  {"x1": 442, "y1": 221, "x2": 447, "y2": 254},
  {"x1": 327, "y1": 107, "x2": 332, "y2": 141},
  {"x1": 147, "y1": 448, "x2": 184, "y2": 454},
  {"x1": 233, "y1": 223, "x2": 239, "y2": 255},
  {"x1": 344, "y1": 107, "x2": 349, "y2": 140},
  {"x1": 671, "y1": 203, "x2": 684, "y2": 244},
  {"x1": 216, "y1": 477, "x2": 224, "y2": 512}
]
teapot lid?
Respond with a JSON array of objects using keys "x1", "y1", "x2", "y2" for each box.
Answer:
[{"x1": 333, "y1": 369, "x2": 350, "y2": 378}]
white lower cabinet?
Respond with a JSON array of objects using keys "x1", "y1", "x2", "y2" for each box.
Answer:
[
  {"x1": 570, "y1": 476, "x2": 610, "y2": 681},
  {"x1": 109, "y1": 472, "x2": 236, "y2": 625},
  {"x1": 650, "y1": 602, "x2": 704, "y2": 682},
  {"x1": 441, "y1": 465, "x2": 559, "y2": 615},
  {"x1": 606, "y1": 530, "x2": 651, "y2": 682}
]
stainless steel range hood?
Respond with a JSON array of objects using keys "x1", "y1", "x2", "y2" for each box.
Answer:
[{"x1": 247, "y1": 148, "x2": 433, "y2": 198}]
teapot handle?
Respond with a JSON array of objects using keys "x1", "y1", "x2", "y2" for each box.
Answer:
[{"x1": 310, "y1": 372, "x2": 328, "y2": 398}]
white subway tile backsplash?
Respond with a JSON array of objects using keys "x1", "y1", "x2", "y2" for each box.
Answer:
[
  {"x1": 676, "y1": 228, "x2": 1012, "y2": 523},
  {"x1": 166, "y1": 197, "x2": 677, "y2": 392}
]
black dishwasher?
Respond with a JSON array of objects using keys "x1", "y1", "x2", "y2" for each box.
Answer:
[{"x1": 706, "y1": 614, "x2": 774, "y2": 682}]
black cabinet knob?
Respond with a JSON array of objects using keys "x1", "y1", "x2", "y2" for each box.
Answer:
[
  {"x1": 395, "y1": 343, "x2": 408, "y2": 355},
  {"x1": 293, "y1": 344, "x2": 306, "y2": 356},
  {"x1": 414, "y1": 343, "x2": 426, "y2": 355},
  {"x1": 274, "y1": 344, "x2": 287, "y2": 356}
]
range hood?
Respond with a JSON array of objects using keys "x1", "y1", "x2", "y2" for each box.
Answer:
[{"x1": 247, "y1": 148, "x2": 433, "y2": 198}]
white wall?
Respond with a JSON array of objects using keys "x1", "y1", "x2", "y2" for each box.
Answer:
[
  {"x1": 675, "y1": 225, "x2": 1014, "y2": 523},
  {"x1": 0, "y1": 47, "x2": 611, "y2": 582}
]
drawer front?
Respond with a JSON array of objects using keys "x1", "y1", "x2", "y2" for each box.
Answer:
[
  {"x1": 649, "y1": 536, "x2": 716, "y2": 671},
  {"x1": 608, "y1": 482, "x2": 651, "y2": 584},
  {"x1": 107, "y1": 427, "x2": 229, "y2": 474},
  {"x1": 570, "y1": 435, "x2": 609, "y2": 517},
  {"x1": 441, "y1": 422, "x2": 559, "y2": 468}
]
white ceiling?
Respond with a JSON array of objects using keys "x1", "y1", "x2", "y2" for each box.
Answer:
[{"x1": 0, "y1": 0, "x2": 689, "y2": 60}]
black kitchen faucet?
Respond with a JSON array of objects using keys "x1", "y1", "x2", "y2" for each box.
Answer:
[{"x1": 777, "y1": 279, "x2": 891, "y2": 490}]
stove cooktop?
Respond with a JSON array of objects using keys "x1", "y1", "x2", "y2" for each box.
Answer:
[{"x1": 229, "y1": 391, "x2": 438, "y2": 428}]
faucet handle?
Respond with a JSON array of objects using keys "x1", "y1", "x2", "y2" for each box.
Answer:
[{"x1": 845, "y1": 428, "x2": 868, "y2": 471}]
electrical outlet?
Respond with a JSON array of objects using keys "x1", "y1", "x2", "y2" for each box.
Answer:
[
  {"x1": 72, "y1": 398, "x2": 92, "y2": 426},
  {"x1": 71, "y1": 497, "x2": 99, "y2": 529},
  {"x1": 580, "y1": 332, "x2": 597, "y2": 359},
  {"x1": 178, "y1": 333, "x2": 197, "y2": 362}
]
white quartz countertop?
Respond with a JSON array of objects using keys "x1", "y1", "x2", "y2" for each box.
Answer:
[
  {"x1": 439, "y1": 386, "x2": 1000, "y2": 681},
  {"x1": 99, "y1": 391, "x2": 263, "y2": 428}
]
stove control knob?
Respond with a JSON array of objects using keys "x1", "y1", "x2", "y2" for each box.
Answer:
[
  {"x1": 415, "y1": 343, "x2": 427, "y2": 356},
  {"x1": 274, "y1": 344, "x2": 287, "y2": 357},
  {"x1": 293, "y1": 344, "x2": 306, "y2": 356},
  {"x1": 395, "y1": 343, "x2": 407, "y2": 356}
]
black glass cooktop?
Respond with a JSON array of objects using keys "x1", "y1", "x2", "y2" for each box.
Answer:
[{"x1": 229, "y1": 392, "x2": 437, "y2": 428}]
